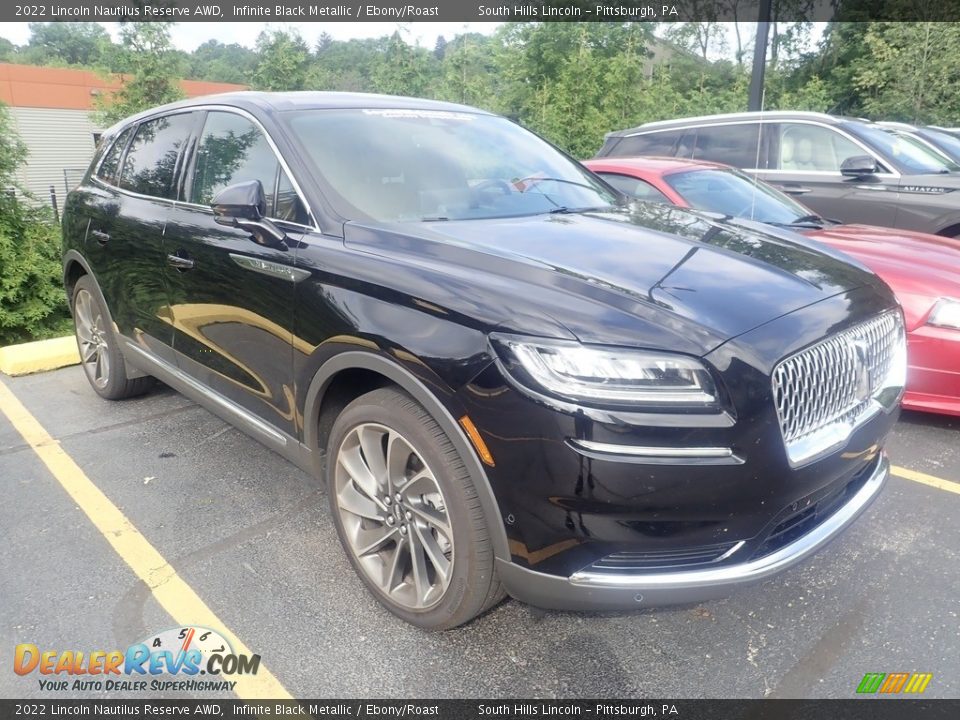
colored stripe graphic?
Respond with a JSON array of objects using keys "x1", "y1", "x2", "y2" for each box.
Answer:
[
  {"x1": 904, "y1": 673, "x2": 933, "y2": 694},
  {"x1": 879, "y1": 672, "x2": 909, "y2": 693},
  {"x1": 857, "y1": 673, "x2": 886, "y2": 693},
  {"x1": 857, "y1": 672, "x2": 933, "y2": 694}
]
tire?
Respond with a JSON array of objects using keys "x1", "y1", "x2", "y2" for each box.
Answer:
[
  {"x1": 325, "y1": 387, "x2": 505, "y2": 630},
  {"x1": 71, "y1": 275, "x2": 154, "y2": 400}
]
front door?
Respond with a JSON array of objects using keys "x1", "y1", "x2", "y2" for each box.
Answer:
[
  {"x1": 163, "y1": 110, "x2": 311, "y2": 437},
  {"x1": 757, "y1": 122, "x2": 900, "y2": 228}
]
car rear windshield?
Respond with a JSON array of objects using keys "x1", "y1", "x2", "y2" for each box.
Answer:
[
  {"x1": 665, "y1": 168, "x2": 810, "y2": 225},
  {"x1": 284, "y1": 109, "x2": 616, "y2": 222}
]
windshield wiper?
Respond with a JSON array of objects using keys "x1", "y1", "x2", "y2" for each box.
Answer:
[
  {"x1": 547, "y1": 205, "x2": 614, "y2": 215},
  {"x1": 790, "y1": 213, "x2": 825, "y2": 225},
  {"x1": 517, "y1": 176, "x2": 600, "y2": 193}
]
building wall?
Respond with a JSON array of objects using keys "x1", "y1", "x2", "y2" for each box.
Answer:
[
  {"x1": 0, "y1": 62, "x2": 247, "y2": 207},
  {"x1": 9, "y1": 106, "x2": 101, "y2": 203}
]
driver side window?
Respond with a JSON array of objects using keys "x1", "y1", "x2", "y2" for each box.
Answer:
[
  {"x1": 191, "y1": 111, "x2": 309, "y2": 225},
  {"x1": 777, "y1": 124, "x2": 863, "y2": 172}
]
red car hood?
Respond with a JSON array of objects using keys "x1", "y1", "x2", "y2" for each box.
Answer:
[{"x1": 803, "y1": 224, "x2": 960, "y2": 328}]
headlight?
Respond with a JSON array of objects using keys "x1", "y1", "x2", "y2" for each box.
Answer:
[
  {"x1": 491, "y1": 334, "x2": 718, "y2": 407},
  {"x1": 928, "y1": 297, "x2": 960, "y2": 330}
]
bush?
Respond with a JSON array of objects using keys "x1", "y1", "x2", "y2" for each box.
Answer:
[
  {"x1": 0, "y1": 197, "x2": 70, "y2": 346},
  {"x1": 0, "y1": 101, "x2": 71, "y2": 346}
]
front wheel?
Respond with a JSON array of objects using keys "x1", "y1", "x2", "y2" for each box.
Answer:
[{"x1": 325, "y1": 387, "x2": 504, "y2": 629}]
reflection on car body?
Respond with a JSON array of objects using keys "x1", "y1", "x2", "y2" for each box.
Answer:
[{"x1": 63, "y1": 93, "x2": 905, "y2": 629}]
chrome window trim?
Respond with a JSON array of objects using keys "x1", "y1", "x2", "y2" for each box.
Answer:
[
  {"x1": 618, "y1": 111, "x2": 838, "y2": 134},
  {"x1": 622, "y1": 118, "x2": 901, "y2": 179},
  {"x1": 90, "y1": 104, "x2": 320, "y2": 232}
]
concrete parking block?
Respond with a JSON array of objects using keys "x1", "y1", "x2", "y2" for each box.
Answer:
[{"x1": 0, "y1": 335, "x2": 79, "y2": 376}]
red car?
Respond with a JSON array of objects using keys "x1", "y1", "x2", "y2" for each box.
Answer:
[{"x1": 585, "y1": 156, "x2": 960, "y2": 417}]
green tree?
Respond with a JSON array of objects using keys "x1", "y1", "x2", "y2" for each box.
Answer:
[
  {"x1": 371, "y1": 31, "x2": 431, "y2": 97},
  {"x1": 437, "y1": 34, "x2": 496, "y2": 107},
  {"x1": 249, "y1": 29, "x2": 311, "y2": 91},
  {"x1": 853, "y1": 22, "x2": 960, "y2": 123},
  {"x1": 189, "y1": 40, "x2": 257, "y2": 85},
  {"x1": 0, "y1": 37, "x2": 16, "y2": 62},
  {"x1": 94, "y1": 24, "x2": 184, "y2": 125},
  {"x1": 20, "y1": 22, "x2": 110, "y2": 67}
]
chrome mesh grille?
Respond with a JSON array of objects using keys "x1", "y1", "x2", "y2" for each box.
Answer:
[{"x1": 772, "y1": 312, "x2": 902, "y2": 451}]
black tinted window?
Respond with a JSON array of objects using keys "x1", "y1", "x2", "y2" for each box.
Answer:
[
  {"x1": 597, "y1": 172, "x2": 670, "y2": 203},
  {"x1": 692, "y1": 124, "x2": 762, "y2": 167},
  {"x1": 118, "y1": 114, "x2": 193, "y2": 199},
  {"x1": 191, "y1": 112, "x2": 278, "y2": 209},
  {"x1": 96, "y1": 127, "x2": 133, "y2": 185},
  {"x1": 275, "y1": 169, "x2": 309, "y2": 224},
  {"x1": 611, "y1": 130, "x2": 691, "y2": 158}
]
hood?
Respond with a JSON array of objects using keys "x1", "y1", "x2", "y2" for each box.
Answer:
[
  {"x1": 803, "y1": 223, "x2": 960, "y2": 327},
  {"x1": 344, "y1": 204, "x2": 884, "y2": 351}
]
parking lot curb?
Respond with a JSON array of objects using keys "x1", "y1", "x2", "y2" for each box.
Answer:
[{"x1": 0, "y1": 336, "x2": 79, "y2": 376}]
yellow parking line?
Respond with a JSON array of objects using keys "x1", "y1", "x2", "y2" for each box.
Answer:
[
  {"x1": 891, "y1": 465, "x2": 960, "y2": 496},
  {"x1": 0, "y1": 379, "x2": 292, "y2": 700}
]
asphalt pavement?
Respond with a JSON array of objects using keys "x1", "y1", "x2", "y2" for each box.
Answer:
[{"x1": 1, "y1": 366, "x2": 958, "y2": 699}]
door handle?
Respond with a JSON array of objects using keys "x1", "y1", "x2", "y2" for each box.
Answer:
[
  {"x1": 166, "y1": 253, "x2": 195, "y2": 271},
  {"x1": 90, "y1": 229, "x2": 110, "y2": 244},
  {"x1": 779, "y1": 185, "x2": 812, "y2": 195}
]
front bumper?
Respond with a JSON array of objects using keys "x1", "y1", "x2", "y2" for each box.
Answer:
[{"x1": 497, "y1": 455, "x2": 888, "y2": 611}]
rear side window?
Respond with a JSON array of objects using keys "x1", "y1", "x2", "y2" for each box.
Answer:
[
  {"x1": 691, "y1": 124, "x2": 762, "y2": 168},
  {"x1": 118, "y1": 114, "x2": 194, "y2": 199},
  {"x1": 610, "y1": 129, "x2": 691, "y2": 158},
  {"x1": 95, "y1": 127, "x2": 134, "y2": 185}
]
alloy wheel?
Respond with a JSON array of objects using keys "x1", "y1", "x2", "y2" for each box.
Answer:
[
  {"x1": 74, "y1": 288, "x2": 111, "y2": 389},
  {"x1": 333, "y1": 422, "x2": 454, "y2": 610}
]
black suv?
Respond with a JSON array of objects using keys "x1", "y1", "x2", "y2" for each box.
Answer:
[
  {"x1": 63, "y1": 93, "x2": 905, "y2": 629},
  {"x1": 599, "y1": 111, "x2": 960, "y2": 237}
]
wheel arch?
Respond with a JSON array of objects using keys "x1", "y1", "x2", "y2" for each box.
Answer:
[
  {"x1": 303, "y1": 350, "x2": 510, "y2": 562},
  {"x1": 936, "y1": 221, "x2": 960, "y2": 238},
  {"x1": 63, "y1": 251, "x2": 94, "y2": 304}
]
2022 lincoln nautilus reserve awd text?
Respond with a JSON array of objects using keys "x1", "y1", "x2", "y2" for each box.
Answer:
[{"x1": 62, "y1": 92, "x2": 906, "y2": 629}]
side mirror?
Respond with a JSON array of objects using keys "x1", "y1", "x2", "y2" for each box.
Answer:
[
  {"x1": 211, "y1": 180, "x2": 286, "y2": 248},
  {"x1": 840, "y1": 155, "x2": 879, "y2": 177}
]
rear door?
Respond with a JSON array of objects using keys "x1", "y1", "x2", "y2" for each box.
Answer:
[
  {"x1": 163, "y1": 109, "x2": 312, "y2": 437},
  {"x1": 757, "y1": 121, "x2": 900, "y2": 227},
  {"x1": 85, "y1": 112, "x2": 196, "y2": 363}
]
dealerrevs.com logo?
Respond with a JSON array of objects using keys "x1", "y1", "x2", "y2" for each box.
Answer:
[{"x1": 14, "y1": 626, "x2": 260, "y2": 693}]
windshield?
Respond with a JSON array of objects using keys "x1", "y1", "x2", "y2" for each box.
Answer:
[
  {"x1": 664, "y1": 168, "x2": 814, "y2": 225},
  {"x1": 284, "y1": 109, "x2": 616, "y2": 223},
  {"x1": 850, "y1": 123, "x2": 955, "y2": 174},
  {"x1": 919, "y1": 127, "x2": 960, "y2": 164}
]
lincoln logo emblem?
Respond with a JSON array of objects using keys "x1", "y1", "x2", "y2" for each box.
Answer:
[{"x1": 853, "y1": 341, "x2": 872, "y2": 402}]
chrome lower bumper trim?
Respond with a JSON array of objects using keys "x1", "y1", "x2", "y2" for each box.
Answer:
[
  {"x1": 570, "y1": 455, "x2": 887, "y2": 590},
  {"x1": 496, "y1": 455, "x2": 888, "y2": 611}
]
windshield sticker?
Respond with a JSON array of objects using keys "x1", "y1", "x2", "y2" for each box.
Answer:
[{"x1": 362, "y1": 109, "x2": 476, "y2": 121}]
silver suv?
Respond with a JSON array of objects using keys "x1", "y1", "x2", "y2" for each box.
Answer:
[{"x1": 598, "y1": 111, "x2": 960, "y2": 237}]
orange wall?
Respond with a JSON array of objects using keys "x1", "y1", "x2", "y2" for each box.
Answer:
[{"x1": 0, "y1": 63, "x2": 246, "y2": 110}]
